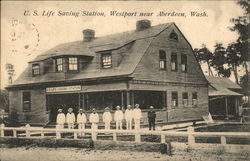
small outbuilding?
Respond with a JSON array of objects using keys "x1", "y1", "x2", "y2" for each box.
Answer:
[{"x1": 206, "y1": 76, "x2": 242, "y2": 119}]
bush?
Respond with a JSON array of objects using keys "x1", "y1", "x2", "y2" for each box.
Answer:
[{"x1": 6, "y1": 110, "x2": 19, "y2": 127}]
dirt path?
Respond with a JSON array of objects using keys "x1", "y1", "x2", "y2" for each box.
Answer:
[{"x1": 0, "y1": 147, "x2": 248, "y2": 161}]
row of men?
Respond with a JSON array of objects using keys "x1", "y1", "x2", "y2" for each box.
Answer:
[{"x1": 56, "y1": 104, "x2": 157, "y2": 131}]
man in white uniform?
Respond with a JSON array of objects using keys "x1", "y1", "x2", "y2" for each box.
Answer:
[
  {"x1": 89, "y1": 108, "x2": 99, "y2": 131},
  {"x1": 134, "y1": 104, "x2": 142, "y2": 130},
  {"x1": 125, "y1": 105, "x2": 133, "y2": 130},
  {"x1": 77, "y1": 109, "x2": 87, "y2": 136},
  {"x1": 114, "y1": 106, "x2": 124, "y2": 130},
  {"x1": 66, "y1": 108, "x2": 75, "y2": 129},
  {"x1": 103, "y1": 107, "x2": 112, "y2": 131},
  {"x1": 56, "y1": 109, "x2": 65, "y2": 129}
]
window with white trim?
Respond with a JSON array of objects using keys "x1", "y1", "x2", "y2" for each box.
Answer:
[
  {"x1": 159, "y1": 50, "x2": 167, "y2": 70},
  {"x1": 181, "y1": 54, "x2": 187, "y2": 72},
  {"x1": 101, "y1": 53, "x2": 112, "y2": 68},
  {"x1": 192, "y1": 92, "x2": 198, "y2": 106},
  {"x1": 56, "y1": 58, "x2": 63, "y2": 72},
  {"x1": 69, "y1": 57, "x2": 78, "y2": 71},
  {"x1": 172, "y1": 92, "x2": 178, "y2": 107},
  {"x1": 182, "y1": 92, "x2": 188, "y2": 106},
  {"x1": 171, "y1": 53, "x2": 177, "y2": 71},
  {"x1": 23, "y1": 91, "x2": 31, "y2": 111},
  {"x1": 32, "y1": 64, "x2": 40, "y2": 76}
]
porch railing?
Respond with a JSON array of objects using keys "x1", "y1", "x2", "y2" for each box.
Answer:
[{"x1": 0, "y1": 124, "x2": 250, "y2": 146}]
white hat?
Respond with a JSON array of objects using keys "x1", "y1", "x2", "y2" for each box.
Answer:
[{"x1": 68, "y1": 108, "x2": 73, "y2": 112}]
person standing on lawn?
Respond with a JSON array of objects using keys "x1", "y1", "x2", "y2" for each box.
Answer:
[
  {"x1": 66, "y1": 108, "x2": 75, "y2": 129},
  {"x1": 77, "y1": 109, "x2": 87, "y2": 136},
  {"x1": 134, "y1": 104, "x2": 142, "y2": 130},
  {"x1": 103, "y1": 107, "x2": 112, "y2": 131},
  {"x1": 89, "y1": 108, "x2": 99, "y2": 131},
  {"x1": 125, "y1": 105, "x2": 133, "y2": 130},
  {"x1": 114, "y1": 106, "x2": 124, "y2": 130},
  {"x1": 147, "y1": 106, "x2": 156, "y2": 131},
  {"x1": 56, "y1": 108, "x2": 65, "y2": 129}
]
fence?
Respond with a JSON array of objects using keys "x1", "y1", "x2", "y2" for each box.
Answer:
[{"x1": 0, "y1": 124, "x2": 250, "y2": 146}]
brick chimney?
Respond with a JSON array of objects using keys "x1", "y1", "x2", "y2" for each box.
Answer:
[
  {"x1": 136, "y1": 19, "x2": 151, "y2": 31},
  {"x1": 82, "y1": 29, "x2": 95, "y2": 42}
]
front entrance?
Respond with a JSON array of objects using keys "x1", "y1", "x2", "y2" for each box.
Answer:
[{"x1": 46, "y1": 93, "x2": 79, "y2": 122}]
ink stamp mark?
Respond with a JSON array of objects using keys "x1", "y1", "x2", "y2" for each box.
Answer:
[{"x1": 10, "y1": 18, "x2": 40, "y2": 56}]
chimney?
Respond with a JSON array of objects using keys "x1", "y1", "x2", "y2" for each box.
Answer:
[
  {"x1": 136, "y1": 19, "x2": 151, "y2": 31},
  {"x1": 82, "y1": 29, "x2": 95, "y2": 42}
]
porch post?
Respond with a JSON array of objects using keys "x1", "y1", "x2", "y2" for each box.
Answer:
[
  {"x1": 78, "y1": 93, "x2": 81, "y2": 110},
  {"x1": 131, "y1": 90, "x2": 135, "y2": 107},
  {"x1": 235, "y1": 97, "x2": 238, "y2": 116},
  {"x1": 121, "y1": 91, "x2": 124, "y2": 108},
  {"x1": 82, "y1": 93, "x2": 85, "y2": 110},
  {"x1": 225, "y1": 96, "x2": 228, "y2": 119},
  {"x1": 126, "y1": 91, "x2": 130, "y2": 106}
]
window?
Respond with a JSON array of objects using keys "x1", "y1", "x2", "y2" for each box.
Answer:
[
  {"x1": 56, "y1": 58, "x2": 63, "y2": 72},
  {"x1": 159, "y1": 50, "x2": 167, "y2": 69},
  {"x1": 182, "y1": 92, "x2": 188, "y2": 106},
  {"x1": 181, "y1": 54, "x2": 187, "y2": 72},
  {"x1": 101, "y1": 53, "x2": 112, "y2": 68},
  {"x1": 69, "y1": 57, "x2": 78, "y2": 71},
  {"x1": 171, "y1": 53, "x2": 177, "y2": 71},
  {"x1": 169, "y1": 30, "x2": 178, "y2": 41},
  {"x1": 23, "y1": 91, "x2": 31, "y2": 111},
  {"x1": 171, "y1": 92, "x2": 178, "y2": 107},
  {"x1": 192, "y1": 92, "x2": 198, "y2": 106},
  {"x1": 32, "y1": 64, "x2": 40, "y2": 76}
]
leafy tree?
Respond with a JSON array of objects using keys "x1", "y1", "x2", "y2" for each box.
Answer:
[
  {"x1": 0, "y1": 89, "x2": 9, "y2": 112},
  {"x1": 211, "y1": 43, "x2": 231, "y2": 77},
  {"x1": 194, "y1": 44, "x2": 214, "y2": 76}
]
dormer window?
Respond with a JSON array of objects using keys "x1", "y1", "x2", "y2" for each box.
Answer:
[
  {"x1": 169, "y1": 30, "x2": 178, "y2": 41},
  {"x1": 69, "y1": 57, "x2": 78, "y2": 71},
  {"x1": 32, "y1": 64, "x2": 40, "y2": 76},
  {"x1": 56, "y1": 58, "x2": 63, "y2": 72},
  {"x1": 101, "y1": 53, "x2": 112, "y2": 68}
]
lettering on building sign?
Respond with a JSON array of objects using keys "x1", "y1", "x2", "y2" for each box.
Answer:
[{"x1": 46, "y1": 85, "x2": 81, "y2": 93}]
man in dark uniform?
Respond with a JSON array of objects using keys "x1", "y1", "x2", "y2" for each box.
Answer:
[{"x1": 148, "y1": 106, "x2": 156, "y2": 131}]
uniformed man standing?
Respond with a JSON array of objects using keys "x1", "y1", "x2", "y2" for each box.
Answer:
[
  {"x1": 56, "y1": 108, "x2": 65, "y2": 129},
  {"x1": 103, "y1": 107, "x2": 112, "y2": 131},
  {"x1": 148, "y1": 106, "x2": 156, "y2": 131},
  {"x1": 66, "y1": 108, "x2": 75, "y2": 129},
  {"x1": 89, "y1": 108, "x2": 99, "y2": 131},
  {"x1": 77, "y1": 109, "x2": 87, "y2": 136},
  {"x1": 134, "y1": 104, "x2": 142, "y2": 130},
  {"x1": 114, "y1": 106, "x2": 124, "y2": 130},
  {"x1": 125, "y1": 105, "x2": 133, "y2": 130}
]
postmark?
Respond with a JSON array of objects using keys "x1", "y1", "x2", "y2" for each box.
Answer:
[{"x1": 10, "y1": 18, "x2": 40, "y2": 56}]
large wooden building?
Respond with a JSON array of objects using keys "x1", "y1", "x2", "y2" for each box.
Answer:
[{"x1": 7, "y1": 20, "x2": 209, "y2": 125}]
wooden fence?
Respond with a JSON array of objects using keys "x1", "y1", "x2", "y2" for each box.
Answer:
[{"x1": 0, "y1": 124, "x2": 250, "y2": 146}]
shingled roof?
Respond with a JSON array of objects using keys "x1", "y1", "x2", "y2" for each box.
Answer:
[
  {"x1": 206, "y1": 76, "x2": 242, "y2": 96},
  {"x1": 10, "y1": 22, "x2": 175, "y2": 86}
]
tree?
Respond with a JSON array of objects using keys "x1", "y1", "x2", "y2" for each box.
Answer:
[
  {"x1": 211, "y1": 43, "x2": 231, "y2": 77},
  {"x1": 0, "y1": 89, "x2": 9, "y2": 112},
  {"x1": 194, "y1": 44, "x2": 214, "y2": 76},
  {"x1": 226, "y1": 43, "x2": 241, "y2": 84},
  {"x1": 229, "y1": 0, "x2": 250, "y2": 74}
]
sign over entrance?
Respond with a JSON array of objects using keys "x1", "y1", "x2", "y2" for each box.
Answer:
[{"x1": 46, "y1": 85, "x2": 81, "y2": 93}]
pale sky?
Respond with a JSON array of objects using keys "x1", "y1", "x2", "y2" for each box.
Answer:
[{"x1": 1, "y1": 1, "x2": 244, "y2": 88}]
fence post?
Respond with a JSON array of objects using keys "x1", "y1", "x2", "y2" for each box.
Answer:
[
  {"x1": 187, "y1": 126, "x2": 195, "y2": 146},
  {"x1": 74, "y1": 132, "x2": 77, "y2": 139},
  {"x1": 91, "y1": 130, "x2": 97, "y2": 141},
  {"x1": 113, "y1": 132, "x2": 117, "y2": 141},
  {"x1": 161, "y1": 134, "x2": 166, "y2": 143},
  {"x1": 41, "y1": 128, "x2": 44, "y2": 138},
  {"x1": 0, "y1": 124, "x2": 5, "y2": 137},
  {"x1": 56, "y1": 125, "x2": 61, "y2": 139},
  {"x1": 135, "y1": 132, "x2": 141, "y2": 143},
  {"x1": 221, "y1": 136, "x2": 227, "y2": 145},
  {"x1": 13, "y1": 130, "x2": 17, "y2": 138},
  {"x1": 25, "y1": 124, "x2": 31, "y2": 138}
]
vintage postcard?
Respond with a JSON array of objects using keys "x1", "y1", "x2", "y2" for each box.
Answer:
[{"x1": 1, "y1": 1, "x2": 249, "y2": 161}]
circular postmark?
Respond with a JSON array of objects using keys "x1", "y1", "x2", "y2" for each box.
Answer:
[{"x1": 10, "y1": 18, "x2": 40, "y2": 56}]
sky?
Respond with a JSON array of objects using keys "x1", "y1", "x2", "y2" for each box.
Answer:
[{"x1": 1, "y1": 1, "x2": 244, "y2": 89}]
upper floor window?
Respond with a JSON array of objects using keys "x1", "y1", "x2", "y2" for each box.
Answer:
[
  {"x1": 23, "y1": 91, "x2": 31, "y2": 111},
  {"x1": 169, "y1": 30, "x2": 178, "y2": 41},
  {"x1": 192, "y1": 92, "x2": 198, "y2": 106},
  {"x1": 171, "y1": 53, "x2": 178, "y2": 71},
  {"x1": 159, "y1": 50, "x2": 167, "y2": 70},
  {"x1": 69, "y1": 57, "x2": 78, "y2": 71},
  {"x1": 32, "y1": 64, "x2": 40, "y2": 76},
  {"x1": 56, "y1": 58, "x2": 63, "y2": 72},
  {"x1": 181, "y1": 54, "x2": 187, "y2": 72},
  {"x1": 182, "y1": 92, "x2": 188, "y2": 106},
  {"x1": 171, "y1": 92, "x2": 178, "y2": 107},
  {"x1": 101, "y1": 53, "x2": 112, "y2": 68}
]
